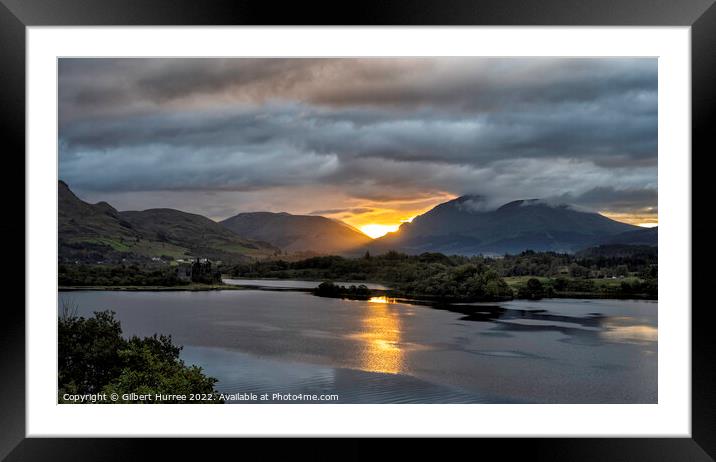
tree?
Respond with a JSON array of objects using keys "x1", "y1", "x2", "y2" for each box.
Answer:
[
  {"x1": 568, "y1": 263, "x2": 590, "y2": 278},
  {"x1": 59, "y1": 310, "x2": 125, "y2": 393},
  {"x1": 58, "y1": 310, "x2": 222, "y2": 403},
  {"x1": 314, "y1": 281, "x2": 342, "y2": 297},
  {"x1": 485, "y1": 279, "x2": 512, "y2": 299},
  {"x1": 102, "y1": 335, "x2": 219, "y2": 403},
  {"x1": 517, "y1": 278, "x2": 545, "y2": 300}
]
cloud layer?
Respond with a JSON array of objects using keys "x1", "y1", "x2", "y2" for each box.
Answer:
[{"x1": 58, "y1": 58, "x2": 658, "y2": 227}]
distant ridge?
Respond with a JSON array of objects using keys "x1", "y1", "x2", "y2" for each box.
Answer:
[{"x1": 220, "y1": 211, "x2": 372, "y2": 255}]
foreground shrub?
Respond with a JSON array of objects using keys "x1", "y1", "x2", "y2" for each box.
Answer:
[{"x1": 58, "y1": 309, "x2": 221, "y2": 403}]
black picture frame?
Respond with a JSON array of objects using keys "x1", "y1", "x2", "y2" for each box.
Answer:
[{"x1": 3, "y1": 0, "x2": 714, "y2": 459}]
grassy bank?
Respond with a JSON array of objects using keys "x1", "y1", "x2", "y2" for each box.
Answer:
[{"x1": 504, "y1": 275, "x2": 656, "y2": 300}]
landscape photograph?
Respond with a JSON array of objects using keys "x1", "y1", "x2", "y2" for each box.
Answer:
[{"x1": 57, "y1": 57, "x2": 657, "y2": 404}]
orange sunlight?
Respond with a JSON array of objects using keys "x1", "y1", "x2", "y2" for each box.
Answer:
[
  {"x1": 360, "y1": 224, "x2": 400, "y2": 239},
  {"x1": 319, "y1": 193, "x2": 455, "y2": 239},
  {"x1": 359, "y1": 216, "x2": 418, "y2": 239},
  {"x1": 600, "y1": 211, "x2": 658, "y2": 228}
]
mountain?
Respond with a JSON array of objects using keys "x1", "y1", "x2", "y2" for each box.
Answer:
[
  {"x1": 220, "y1": 211, "x2": 372, "y2": 255},
  {"x1": 604, "y1": 226, "x2": 658, "y2": 246},
  {"x1": 58, "y1": 181, "x2": 277, "y2": 263},
  {"x1": 120, "y1": 209, "x2": 278, "y2": 260},
  {"x1": 367, "y1": 195, "x2": 645, "y2": 256}
]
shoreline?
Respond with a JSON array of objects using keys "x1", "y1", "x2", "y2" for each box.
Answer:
[
  {"x1": 59, "y1": 284, "x2": 247, "y2": 292},
  {"x1": 58, "y1": 282, "x2": 657, "y2": 301},
  {"x1": 225, "y1": 276, "x2": 656, "y2": 301}
]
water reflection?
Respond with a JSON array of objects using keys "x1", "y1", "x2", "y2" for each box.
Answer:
[
  {"x1": 369, "y1": 296, "x2": 397, "y2": 304},
  {"x1": 601, "y1": 322, "x2": 657, "y2": 343},
  {"x1": 352, "y1": 301, "x2": 404, "y2": 374}
]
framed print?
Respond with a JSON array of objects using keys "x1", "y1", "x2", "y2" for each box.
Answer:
[{"x1": 3, "y1": 0, "x2": 715, "y2": 459}]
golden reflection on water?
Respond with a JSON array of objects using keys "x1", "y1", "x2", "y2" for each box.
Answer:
[
  {"x1": 352, "y1": 299, "x2": 404, "y2": 374},
  {"x1": 601, "y1": 323, "x2": 658, "y2": 343},
  {"x1": 369, "y1": 296, "x2": 397, "y2": 304}
]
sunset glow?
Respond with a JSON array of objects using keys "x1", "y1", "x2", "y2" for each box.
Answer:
[
  {"x1": 360, "y1": 224, "x2": 400, "y2": 239},
  {"x1": 358, "y1": 214, "x2": 420, "y2": 239},
  {"x1": 600, "y1": 211, "x2": 658, "y2": 228}
]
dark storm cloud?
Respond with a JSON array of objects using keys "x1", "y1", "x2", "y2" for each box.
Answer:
[
  {"x1": 58, "y1": 59, "x2": 322, "y2": 122},
  {"x1": 58, "y1": 58, "x2": 658, "y2": 218},
  {"x1": 60, "y1": 97, "x2": 655, "y2": 169},
  {"x1": 552, "y1": 187, "x2": 658, "y2": 213},
  {"x1": 59, "y1": 58, "x2": 656, "y2": 121}
]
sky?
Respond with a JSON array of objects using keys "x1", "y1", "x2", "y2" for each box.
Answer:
[{"x1": 58, "y1": 58, "x2": 658, "y2": 238}]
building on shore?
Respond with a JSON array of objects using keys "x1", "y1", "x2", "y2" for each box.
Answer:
[{"x1": 175, "y1": 258, "x2": 221, "y2": 284}]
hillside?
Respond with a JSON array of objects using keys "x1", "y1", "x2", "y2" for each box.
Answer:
[
  {"x1": 220, "y1": 211, "x2": 372, "y2": 255},
  {"x1": 604, "y1": 227, "x2": 658, "y2": 246},
  {"x1": 121, "y1": 209, "x2": 278, "y2": 261},
  {"x1": 368, "y1": 196, "x2": 644, "y2": 256},
  {"x1": 58, "y1": 181, "x2": 277, "y2": 263}
]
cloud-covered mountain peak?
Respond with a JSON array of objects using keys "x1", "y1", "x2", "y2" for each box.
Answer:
[{"x1": 369, "y1": 195, "x2": 643, "y2": 256}]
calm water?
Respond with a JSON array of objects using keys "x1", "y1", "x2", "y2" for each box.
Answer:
[{"x1": 58, "y1": 283, "x2": 657, "y2": 403}]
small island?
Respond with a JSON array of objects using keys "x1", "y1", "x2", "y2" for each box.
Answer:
[{"x1": 313, "y1": 281, "x2": 372, "y2": 299}]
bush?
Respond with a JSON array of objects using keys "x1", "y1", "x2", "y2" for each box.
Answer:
[
  {"x1": 517, "y1": 278, "x2": 545, "y2": 300},
  {"x1": 58, "y1": 310, "x2": 221, "y2": 403}
]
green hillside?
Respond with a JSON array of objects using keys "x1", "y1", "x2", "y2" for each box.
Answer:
[{"x1": 58, "y1": 181, "x2": 277, "y2": 263}]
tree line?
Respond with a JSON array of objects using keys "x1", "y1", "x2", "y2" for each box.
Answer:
[
  {"x1": 230, "y1": 246, "x2": 656, "y2": 282},
  {"x1": 230, "y1": 245, "x2": 657, "y2": 300},
  {"x1": 59, "y1": 260, "x2": 221, "y2": 287}
]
